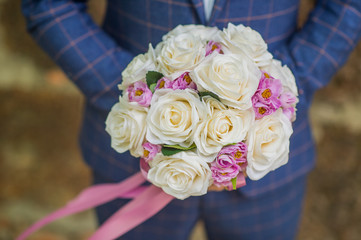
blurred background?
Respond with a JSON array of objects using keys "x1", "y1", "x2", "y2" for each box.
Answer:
[{"x1": 0, "y1": 0, "x2": 360, "y2": 239}]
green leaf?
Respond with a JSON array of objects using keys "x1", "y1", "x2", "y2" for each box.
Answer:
[
  {"x1": 163, "y1": 143, "x2": 196, "y2": 150},
  {"x1": 146, "y1": 71, "x2": 164, "y2": 87},
  {"x1": 149, "y1": 83, "x2": 157, "y2": 93},
  {"x1": 161, "y1": 147, "x2": 183, "y2": 156},
  {"x1": 225, "y1": 143, "x2": 237, "y2": 146},
  {"x1": 198, "y1": 91, "x2": 221, "y2": 101},
  {"x1": 161, "y1": 143, "x2": 197, "y2": 156},
  {"x1": 231, "y1": 177, "x2": 237, "y2": 190}
]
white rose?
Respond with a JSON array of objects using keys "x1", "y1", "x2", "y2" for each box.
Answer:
[
  {"x1": 162, "y1": 24, "x2": 221, "y2": 42},
  {"x1": 147, "y1": 151, "x2": 212, "y2": 199},
  {"x1": 194, "y1": 96, "x2": 255, "y2": 156},
  {"x1": 217, "y1": 23, "x2": 272, "y2": 67},
  {"x1": 156, "y1": 32, "x2": 206, "y2": 75},
  {"x1": 246, "y1": 109, "x2": 293, "y2": 180},
  {"x1": 146, "y1": 89, "x2": 206, "y2": 147},
  {"x1": 261, "y1": 59, "x2": 298, "y2": 96},
  {"x1": 191, "y1": 53, "x2": 261, "y2": 110},
  {"x1": 105, "y1": 97, "x2": 148, "y2": 157},
  {"x1": 119, "y1": 45, "x2": 156, "y2": 90}
]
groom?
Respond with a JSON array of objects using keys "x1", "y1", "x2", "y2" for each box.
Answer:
[{"x1": 22, "y1": 0, "x2": 361, "y2": 239}]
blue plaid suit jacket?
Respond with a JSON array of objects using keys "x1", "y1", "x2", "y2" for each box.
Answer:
[{"x1": 22, "y1": 0, "x2": 361, "y2": 197}]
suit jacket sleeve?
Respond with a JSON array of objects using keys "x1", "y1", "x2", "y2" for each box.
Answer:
[
  {"x1": 274, "y1": 0, "x2": 361, "y2": 108},
  {"x1": 22, "y1": 0, "x2": 135, "y2": 111}
]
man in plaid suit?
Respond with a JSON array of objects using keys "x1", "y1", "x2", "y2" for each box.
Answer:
[{"x1": 22, "y1": 0, "x2": 361, "y2": 239}]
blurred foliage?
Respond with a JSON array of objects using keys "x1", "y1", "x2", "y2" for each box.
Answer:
[{"x1": 0, "y1": 0, "x2": 55, "y2": 69}]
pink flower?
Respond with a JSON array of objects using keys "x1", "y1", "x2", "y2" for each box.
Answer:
[
  {"x1": 211, "y1": 142, "x2": 248, "y2": 185},
  {"x1": 172, "y1": 72, "x2": 197, "y2": 91},
  {"x1": 127, "y1": 81, "x2": 153, "y2": 107},
  {"x1": 211, "y1": 166, "x2": 240, "y2": 185},
  {"x1": 256, "y1": 72, "x2": 282, "y2": 107},
  {"x1": 279, "y1": 91, "x2": 297, "y2": 121},
  {"x1": 142, "y1": 142, "x2": 162, "y2": 162},
  {"x1": 252, "y1": 72, "x2": 282, "y2": 119},
  {"x1": 154, "y1": 77, "x2": 173, "y2": 90},
  {"x1": 205, "y1": 41, "x2": 223, "y2": 56},
  {"x1": 280, "y1": 92, "x2": 297, "y2": 108},
  {"x1": 252, "y1": 101, "x2": 277, "y2": 119},
  {"x1": 282, "y1": 107, "x2": 295, "y2": 121}
]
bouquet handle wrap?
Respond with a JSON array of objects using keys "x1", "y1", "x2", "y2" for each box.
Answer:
[{"x1": 17, "y1": 160, "x2": 174, "y2": 240}]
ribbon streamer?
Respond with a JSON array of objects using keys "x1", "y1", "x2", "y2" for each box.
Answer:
[
  {"x1": 16, "y1": 171, "x2": 174, "y2": 240},
  {"x1": 17, "y1": 158, "x2": 243, "y2": 239},
  {"x1": 90, "y1": 185, "x2": 174, "y2": 240}
]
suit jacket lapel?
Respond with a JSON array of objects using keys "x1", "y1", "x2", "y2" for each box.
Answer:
[
  {"x1": 208, "y1": 0, "x2": 227, "y2": 26},
  {"x1": 190, "y1": 0, "x2": 206, "y2": 25}
]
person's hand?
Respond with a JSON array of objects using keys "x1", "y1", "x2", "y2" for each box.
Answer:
[{"x1": 208, "y1": 184, "x2": 227, "y2": 192}]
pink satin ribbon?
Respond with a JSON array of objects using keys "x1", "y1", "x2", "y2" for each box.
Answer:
[
  {"x1": 90, "y1": 185, "x2": 173, "y2": 240},
  {"x1": 16, "y1": 170, "x2": 174, "y2": 240},
  {"x1": 17, "y1": 160, "x2": 246, "y2": 239}
]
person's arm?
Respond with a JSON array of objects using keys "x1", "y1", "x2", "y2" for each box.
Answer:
[
  {"x1": 22, "y1": 0, "x2": 134, "y2": 111},
  {"x1": 274, "y1": 0, "x2": 361, "y2": 108}
]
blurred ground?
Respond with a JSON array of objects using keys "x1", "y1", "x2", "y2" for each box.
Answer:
[{"x1": 0, "y1": 1, "x2": 360, "y2": 240}]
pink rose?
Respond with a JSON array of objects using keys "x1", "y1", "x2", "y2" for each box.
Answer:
[
  {"x1": 142, "y1": 142, "x2": 162, "y2": 162},
  {"x1": 280, "y1": 91, "x2": 297, "y2": 108},
  {"x1": 282, "y1": 107, "x2": 295, "y2": 121},
  {"x1": 211, "y1": 142, "x2": 248, "y2": 185},
  {"x1": 205, "y1": 41, "x2": 223, "y2": 56},
  {"x1": 252, "y1": 101, "x2": 277, "y2": 119},
  {"x1": 279, "y1": 91, "x2": 297, "y2": 121},
  {"x1": 127, "y1": 81, "x2": 153, "y2": 107},
  {"x1": 211, "y1": 165, "x2": 240, "y2": 185},
  {"x1": 172, "y1": 72, "x2": 197, "y2": 91},
  {"x1": 252, "y1": 72, "x2": 282, "y2": 119},
  {"x1": 154, "y1": 77, "x2": 173, "y2": 90}
]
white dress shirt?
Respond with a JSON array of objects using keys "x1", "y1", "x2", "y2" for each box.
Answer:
[{"x1": 203, "y1": 0, "x2": 215, "y2": 21}]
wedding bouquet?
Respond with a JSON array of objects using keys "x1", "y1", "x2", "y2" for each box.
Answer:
[
  {"x1": 105, "y1": 23, "x2": 299, "y2": 200},
  {"x1": 18, "y1": 23, "x2": 299, "y2": 240}
]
